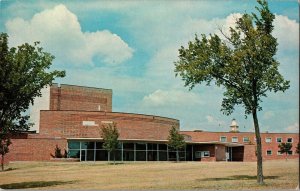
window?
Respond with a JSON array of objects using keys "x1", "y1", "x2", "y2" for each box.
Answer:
[
  {"x1": 276, "y1": 137, "x2": 282, "y2": 143},
  {"x1": 277, "y1": 151, "x2": 283, "y2": 155},
  {"x1": 288, "y1": 151, "x2": 293, "y2": 155},
  {"x1": 68, "y1": 141, "x2": 80, "y2": 149},
  {"x1": 265, "y1": 137, "x2": 272, "y2": 143},
  {"x1": 220, "y1": 136, "x2": 227, "y2": 142},
  {"x1": 202, "y1": 151, "x2": 210, "y2": 157},
  {"x1": 243, "y1": 137, "x2": 250, "y2": 143},
  {"x1": 266, "y1": 150, "x2": 272, "y2": 155},
  {"x1": 287, "y1": 138, "x2": 293, "y2": 143},
  {"x1": 195, "y1": 151, "x2": 201, "y2": 158},
  {"x1": 232, "y1": 137, "x2": 238, "y2": 143},
  {"x1": 195, "y1": 151, "x2": 210, "y2": 158}
]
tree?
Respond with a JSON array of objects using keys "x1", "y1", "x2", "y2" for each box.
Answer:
[
  {"x1": 174, "y1": 0, "x2": 289, "y2": 184},
  {"x1": 168, "y1": 126, "x2": 186, "y2": 162},
  {"x1": 278, "y1": 142, "x2": 292, "y2": 161},
  {"x1": 101, "y1": 122, "x2": 120, "y2": 165},
  {"x1": 0, "y1": 33, "x2": 65, "y2": 170},
  {"x1": 0, "y1": 133, "x2": 11, "y2": 171},
  {"x1": 50, "y1": 145, "x2": 67, "y2": 158}
]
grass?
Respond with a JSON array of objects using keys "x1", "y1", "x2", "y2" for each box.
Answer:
[{"x1": 0, "y1": 159, "x2": 298, "y2": 190}]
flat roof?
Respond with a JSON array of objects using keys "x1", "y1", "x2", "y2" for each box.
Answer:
[{"x1": 52, "y1": 83, "x2": 113, "y2": 92}]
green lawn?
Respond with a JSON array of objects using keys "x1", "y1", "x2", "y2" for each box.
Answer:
[{"x1": 0, "y1": 159, "x2": 298, "y2": 190}]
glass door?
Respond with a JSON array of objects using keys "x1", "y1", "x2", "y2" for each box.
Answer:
[{"x1": 81, "y1": 149, "x2": 86, "y2": 161}]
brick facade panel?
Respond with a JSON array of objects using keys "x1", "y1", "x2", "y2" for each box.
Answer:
[
  {"x1": 50, "y1": 84, "x2": 112, "y2": 112},
  {"x1": 4, "y1": 138, "x2": 67, "y2": 162}
]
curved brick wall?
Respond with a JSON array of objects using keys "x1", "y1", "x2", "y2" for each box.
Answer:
[{"x1": 37, "y1": 110, "x2": 179, "y2": 141}]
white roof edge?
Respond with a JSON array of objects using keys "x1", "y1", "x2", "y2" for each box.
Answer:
[
  {"x1": 66, "y1": 138, "x2": 168, "y2": 142},
  {"x1": 66, "y1": 138, "x2": 244, "y2": 146}
]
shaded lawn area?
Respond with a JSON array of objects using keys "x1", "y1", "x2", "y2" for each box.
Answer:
[
  {"x1": 0, "y1": 159, "x2": 298, "y2": 190},
  {"x1": 0, "y1": 181, "x2": 74, "y2": 189},
  {"x1": 201, "y1": 175, "x2": 279, "y2": 181}
]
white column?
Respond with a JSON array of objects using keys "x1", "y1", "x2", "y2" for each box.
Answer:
[
  {"x1": 146, "y1": 143, "x2": 148, "y2": 161},
  {"x1": 134, "y1": 143, "x2": 136, "y2": 162},
  {"x1": 185, "y1": 145, "x2": 186, "y2": 161},
  {"x1": 79, "y1": 142, "x2": 82, "y2": 162},
  {"x1": 121, "y1": 142, "x2": 123, "y2": 162},
  {"x1": 192, "y1": 145, "x2": 194, "y2": 161},
  {"x1": 94, "y1": 142, "x2": 96, "y2": 161},
  {"x1": 157, "y1": 144, "x2": 159, "y2": 161},
  {"x1": 167, "y1": 144, "x2": 169, "y2": 161}
]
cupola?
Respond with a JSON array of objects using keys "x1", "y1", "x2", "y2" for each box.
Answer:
[{"x1": 230, "y1": 118, "x2": 239, "y2": 132}]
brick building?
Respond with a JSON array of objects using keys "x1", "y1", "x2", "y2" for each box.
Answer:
[{"x1": 5, "y1": 84, "x2": 299, "y2": 162}]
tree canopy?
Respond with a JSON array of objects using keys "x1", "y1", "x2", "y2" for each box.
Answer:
[
  {"x1": 174, "y1": 0, "x2": 289, "y2": 184},
  {"x1": 0, "y1": 33, "x2": 65, "y2": 133}
]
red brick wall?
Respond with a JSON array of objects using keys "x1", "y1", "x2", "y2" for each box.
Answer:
[
  {"x1": 243, "y1": 145, "x2": 256, "y2": 161},
  {"x1": 37, "y1": 110, "x2": 179, "y2": 141},
  {"x1": 215, "y1": 144, "x2": 226, "y2": 161},
  {"x1": 50, "y1": 84, "x2": 112, "y2": 112},
  {"x1": 182, "y1": 131, "x2": 299, "y2": 161},
  {"x1": 193, "y1": 144, "x2": 216, "y2": 162},
  {"x1": 4, "y1": 138, "x2": 67, "y2": 162}
]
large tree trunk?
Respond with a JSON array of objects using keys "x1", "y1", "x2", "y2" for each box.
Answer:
[
  {"x1": 176, "y1": 150, "x2": 179, "y2": 162},
  {"x1": 108, "y1": 151, "x2": 110, "y2": 163},
  {"x1": 252, "y1": 108, "x2": 264, "y2": 184}
]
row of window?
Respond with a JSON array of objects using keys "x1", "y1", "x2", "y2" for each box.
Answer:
[
  {"x1": 68, "y1": 141, "x2": 188, "y2": 161},
  {"x1": 220, "y1": 136, "x2": 294, "y2": 143},
  {"x1": 220, "y1": 136, "x2": 250, "y2": 143},
  {"x1": 265, "y1": 137, "x2": 293, "y2": 143},
  {"x1": 266, "y1": 150, "x2": 294, "y2": 156}
]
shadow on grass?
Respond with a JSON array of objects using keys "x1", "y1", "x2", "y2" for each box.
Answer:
[
  {"x1": 201, "y1": 175, "x2": 279, "y2": 181},
  {"x1": 108, "y1": 162, "x2": 125, "y2": 165},
  {"x1": 2, "y1": 167, "x2": 17, "y2": 172},
  {"x1": 0, "y1": 180, "x2": 74, "y2": 189}
]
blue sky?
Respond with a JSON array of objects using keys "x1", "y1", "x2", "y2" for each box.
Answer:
[{"x1": 0, "y1": 0, "x2": 298, "y2": 133}]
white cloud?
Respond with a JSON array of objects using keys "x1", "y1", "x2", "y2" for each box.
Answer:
[
  {"x1": 285, "y1": 122, "x2": 299, "y2": 132},
  {"x1": 273, "y1": 15, "x2": 299, "y2": 52},
  {"x1": 215, "y1": 13, "x2": 243, "y2": 38},
  {"x1": 5, "y1": 4, "x2": 133, "y2": 66},
  {"x1": 142, "y1": 89, "x2": 203, "y2": 107},
  {"x1": 263, "y1": 111, "x2": 275, "y2": 120},
  {"x1": 206, "y1": 115, "x2": 214, "y2": 123}
]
